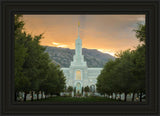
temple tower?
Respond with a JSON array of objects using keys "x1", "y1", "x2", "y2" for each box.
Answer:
[
  {"x1": 70, "y1": 22, "x2": 87, "y2": 67},
  {"x1": 61, "y1": 22, "x2": 103, "y2": 96}
]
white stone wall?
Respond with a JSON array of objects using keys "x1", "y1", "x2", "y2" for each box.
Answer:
[{"x1": 61, "y1": 67, "x2": 102, "y2": 88}]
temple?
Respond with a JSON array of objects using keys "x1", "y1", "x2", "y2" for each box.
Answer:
[{"x1": 61, "y1": 23, "x2": 102, "y2": 94}]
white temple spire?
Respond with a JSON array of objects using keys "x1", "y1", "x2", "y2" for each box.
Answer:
[
  {"x1": 78, "y1": 22, "x2": 80, "y2": 37},
  {"x1": 70, "y1": 22, "x2": 87, "y2": 67},
  {"x1": 75, "y1": 21, "x2": 82, "y2": 56}
]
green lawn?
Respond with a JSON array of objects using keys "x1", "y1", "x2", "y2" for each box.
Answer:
[{"x1": 36, "y1": 96, "x2": 119, "y2": 102}]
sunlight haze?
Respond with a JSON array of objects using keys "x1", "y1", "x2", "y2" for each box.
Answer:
[{"x1": 22, "y1": 15, "x2": 145, "y2": 56}]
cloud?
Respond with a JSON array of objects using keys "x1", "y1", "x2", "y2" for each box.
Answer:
[
  {"x1": 22, "y1": 15, "x2": 145, "y2": 56},
  {"x1": 52, "y1": 42, "x2": 68, "y2": 48}
]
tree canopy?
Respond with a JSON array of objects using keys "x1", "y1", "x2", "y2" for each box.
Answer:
[
  {"x1": 14, "y1": 15, "x2": 66, "y2": 101},
  {"x1": 96, "y1": 23, "x2": 146, "y2": 102}
]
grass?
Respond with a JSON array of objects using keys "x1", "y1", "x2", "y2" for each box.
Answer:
[{"x1": 34, "y1": 96, "x2": 119, "y2": 102}]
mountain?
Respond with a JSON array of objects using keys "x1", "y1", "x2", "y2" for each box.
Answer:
[{"x1": 45, "y1": 46, "x2": 115, "y2": 68}]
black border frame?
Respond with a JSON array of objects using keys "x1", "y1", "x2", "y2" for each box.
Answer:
[{"x1": 0, "y1": 0, "x2": 159, "y2": 115}]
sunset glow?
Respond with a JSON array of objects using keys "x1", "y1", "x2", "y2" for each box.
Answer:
[
  {"x1": 22, "y1": 15, "x2": 145, "y2": 56},
  {"x1": 52, "y1": 42, "x2": 68, "y2": 48},
  {"x1": 97, "y1": 49, "x2": 115, "y2": 56}
]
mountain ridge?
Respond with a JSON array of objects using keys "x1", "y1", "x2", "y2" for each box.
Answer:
[{"x1": 44, "y1": 46, "x2": 115, "y2": 68}]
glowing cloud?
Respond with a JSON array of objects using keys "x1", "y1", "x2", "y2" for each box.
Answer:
[
  {"x1": 52, "y1": 42, "x2": 68, "y2": 48},
  {"x1": 97, "y1": 49, "x2": 115, "y2": 56},
  {"x1": 57, "y1": 45, "x2": 68, "y2": 48},
  {"x1": 52, "y1": 42, "x2": 59, "y2": 45}
]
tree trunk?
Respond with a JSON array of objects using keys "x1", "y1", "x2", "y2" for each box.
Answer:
[
  {"x1": 41, "y1": 91, "x2": 43, "y2": 99},
  {"x1": 37, "y1": 92, "x2": 39, "y2": 101},
  {"x1": 115, "y1": 93, "x2": 117, "y2": 100},
  {"x1": 111, "y1": 94, "x2": 113, "y2": 99},
  {"x1": 15, "y1": 91, "x2": 18, "y2": 101},
  {"x1": 57, "y1": 93, "x2": 60, "y2": 96},
  {"x1": 140, "y1": 92, "x2": 142, "y2": 102},
  {"x1": 31, "y1": 91, "x2": 34, "y2": 101},
  {"x1": 24, "y1": 92, "x2": 27, "y2": 101},
  {"x1": 119, "y1": 93, "x2": 121, "y2": 100},
  {"x1": 132, "y1": 92, "x2": 135, "y2": 102},
  {"x1": 124, "y1": 93, "x2": 127, "y2": 102}
]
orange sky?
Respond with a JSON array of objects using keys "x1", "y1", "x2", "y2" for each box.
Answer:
[{"x1": 22, "y1": 15, "x2": 145, "y2": 56}]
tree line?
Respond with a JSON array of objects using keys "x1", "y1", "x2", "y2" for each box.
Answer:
[
  {"x1": 14, "y1": 15, "x2": 66, "y2": 101},
  {"x1": 66, "y1": 86, "x2": 90, "y2": 96},
  {"x1": 96, "y1": 24, "x2": 146, "y2": 102}
]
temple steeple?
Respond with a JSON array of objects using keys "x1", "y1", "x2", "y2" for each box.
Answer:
[
  {"x1": 78, "y1": 22, "x2": 80, "y2": 37},
  {"x1": 70, "y1": 22, "x2": 87, "y2": 67},
  {"x1": 75, "y1": 22, "x2": 82, "y2": 56}
]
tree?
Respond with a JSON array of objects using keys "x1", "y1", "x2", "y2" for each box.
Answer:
[
  {"x1": 67, "y1": 86, "x2": 73, "y2": 92},
  {"x1": 97, "y1": 52, "x2": 135, "y2": 101},
  {"x1": 67, "y1": 86, "x2": 73, "y2": 96},
  {"x1": 96, "y1": 58, "x2": 113, "y2": 98},
  {"x1": 133, "y1": 23, "x2": 146, "y2": 102},
  {"x1": 115, "y1": 50, "x2": 136, "y2": 101},
  {"x1": 14, "y1": 15, "x2": 65, "y2": 101},
  {"x1": 40, "y1": 63, "x2": 66, "y2": 97},
  {"x1": 134, "y1": 23, "x2": 145, "y2": 43},
  {"x1": 131, "y1": 45, "x2": 145, "y2": 102},
  {"x1": 54, "y1": 66, "x2": 66, "y2": 96},
  {"x1": 84, "y1": 86, "x2": 90, "y2": 96},
  {"x1": 18, "y1": 33, "x2": 50, "y2": 101},
  {"x1": 96, "y1": 23, "x2": 146, "y2": 102},
  {"x1": 14, "y1": 15, "x2": 30, "y2": 101},
  {"x1": 83, "y1": 86, "x2": 90, "y2": 97}
]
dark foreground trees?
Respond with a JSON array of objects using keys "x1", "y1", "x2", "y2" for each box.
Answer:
[
  {"x1": 14, "y1": 15, "x2": 66, "y2": 101},
  {"x1": 96, "y1": 23, "x2": 145, "y2": 102},
  {"x1": 40, "y1": 63, "x2": 66, "y2": 97}
]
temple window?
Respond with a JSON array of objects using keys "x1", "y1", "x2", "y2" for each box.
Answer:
[{"x1": 76, "y1": 70, "x2": 81, "y2": 80}]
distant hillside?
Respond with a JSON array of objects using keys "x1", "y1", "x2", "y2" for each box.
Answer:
[{"x1": 45, "y1": 46, "x2": 115, "y2": 68}]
